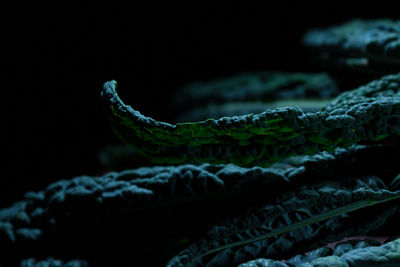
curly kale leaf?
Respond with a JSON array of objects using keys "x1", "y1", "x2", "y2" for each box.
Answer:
[
  {"x1": 175, "y1": 72, "x2": 338, "y2": 106},
  {"x1": 303, "y1": 19, "x2": 400, "y2": 73},
  {"x1": 239, "y1": 237, "x2": 400, "y2": 267},
  {"x1": 167, "y1": 175, "x2": 400, "y2": 266},
  {"x1": 173, "y1": 72, "x2": 339, "y2": 120},
  {"x1": 20, "y1": 258, "x2": 89, "y2": 267},
  {"x1": 303, "y1": 19, "x2": 400, "y2": 59},
  {"x1": 101, "y1": 73, "x2": 400, "y2": 166},
  {"x1": 1, "y1": 144, "x2": 399, "y2": 266}
]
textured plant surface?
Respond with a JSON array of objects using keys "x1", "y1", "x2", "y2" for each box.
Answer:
[
  {"x1": 19, "y1": 258, "x2": 89, "y2": 267},
  {"x1": 101, "y1": 73, "x2": 400, "y2": 166},
  {"x1": 3, "y1": 19, "x2": 400, "y2": 267},
  {"x1": 167, "y1": 153, "x2": 400, "y2": 265},
  {"x1": 239, "y1": 237, "x2": 400, "y2": 267},
  {"x1": 173, "y1": 72, "x2": 338, "y2": 121},
  {"x1": 303, "y1": 19, "x2": 400, "y2": 72},
  {"x1": 1, "y1": 142, "x2": 399, "y2": 266},
  {"x1": 175, "y1": 72, "x2": 338, "y2": 106}
]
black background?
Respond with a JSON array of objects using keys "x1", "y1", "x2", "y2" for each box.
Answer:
[{"x1": 3, "y1": 2, "x2": 399, "y2": 207}]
